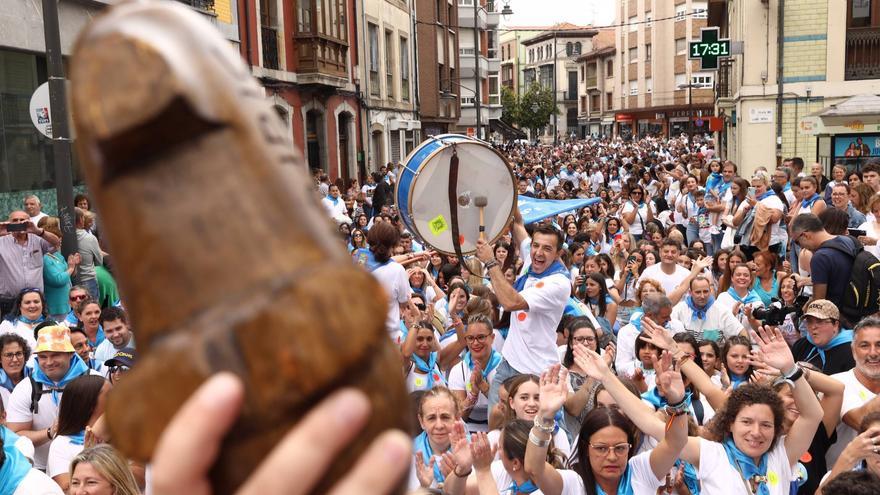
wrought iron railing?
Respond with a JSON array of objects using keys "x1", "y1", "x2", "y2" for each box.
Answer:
[
  {"x1": 261, "y1": 26, "x2": 279, "y2": 70},
  {"x1": 846, "y1": 27, "x2": 880, "y2": 80},
  {"x1": 174, "y1": 0, "x2": 214, "y2": 13}
]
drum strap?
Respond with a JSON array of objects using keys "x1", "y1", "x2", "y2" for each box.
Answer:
[{"x1": 448, "y1": 145, "x2": 466, "y2": 272}]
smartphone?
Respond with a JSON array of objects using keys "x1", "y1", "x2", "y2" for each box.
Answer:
[
  {"x1": 747, "y1": 187, "x2": 756, "y2": 198},
  {"x1": 5, "y1": 223, "x2": 27, "y2": 232},
  {"x1": 849, "y1": 228, "x2": 867, "y2": 237},
  {"x1": 626, "y1": 255, "x2": 638, "y2": 265}
]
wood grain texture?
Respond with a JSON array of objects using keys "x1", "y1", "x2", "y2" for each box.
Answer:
[{"x1": 69, "y1": 2, "x2": 409, "y2": 493}]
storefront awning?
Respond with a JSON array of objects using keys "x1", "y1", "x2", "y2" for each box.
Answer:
[{"x1": 799, "y1": 94, "x2": 880, "y2": 136}]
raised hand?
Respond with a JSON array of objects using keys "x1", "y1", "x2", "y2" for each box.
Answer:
[
  {"x1": 602, "y1": 343, "x2": 616, "y2": 369},
  {"x1": 750, "y1": 325, "x2": 795, "y2": 374},
  {"x1": 414, "y1": 452, "x2": 435, "y2": 488},
  {"x1": 449, "y1": 421, "x2": 473, "y2": 472},
  {"x1": 654, "y1": 351, "x2": 685, "y2": 404},
  {"x1": 538, "y1": 364, "x2": 569, "y2": 418},
  {"x1": 842, "y1": 426, "x2": 880, "y2": 464},
  {"x1": 470, "y1": 432, "x2": 496, "y2": 472},
  {"x1": 639, "y1": 317, "x2": 676, "y2": 351},
  {"x1": 573, "y1": 344, "x2": 612, "y2": 381}
]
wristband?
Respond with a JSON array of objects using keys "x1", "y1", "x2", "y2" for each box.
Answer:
[
  {"x1": 484, "y1": 259, "x2": 499, "y2": 271},
  {"x1": 528, "y1": 430, "x2": 550, "y2": 448},
  {"x1": 533, "y1": 415, "x2": 555, "y2": 434},
  {"x1": 782, "y1": 364, "x2": 804, "y2": 383},
  {"x1": 453, "y1": 465, "x2": 473, "y2": 478}
]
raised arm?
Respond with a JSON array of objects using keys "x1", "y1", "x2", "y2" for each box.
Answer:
[
  {"x1": 647, "y1": 352, "x2": 689, "y2": 480},
  {"x1": 667, "y1": 257, "x2": 713, "y2": 305},
  {"x1": 524, "y1": 364, "x2": 569, "y2": 495},
  {"x1": 476, "y1": 239, "x2": 528, "y2": 312}
]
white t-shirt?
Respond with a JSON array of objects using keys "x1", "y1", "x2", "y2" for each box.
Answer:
[
  {"x1": 638, "y1": 263, "x2": 691, "y2": 296},
  {"x1": 670, "y1": 299, "x2": 745, "y2": 342},
  {"x1": 361, "y1": 183, "x2": 377, "y2": 206},
  {"x1": 13, "y1": 469, "x2": 64, "y2": 495},
  {"x1": 448, "y1": 360, "x2": 498, "y2": 433},
  {"x1": 488, "y1": 461, "x2": 585, "y2": 494},
  {"x1": 369, "y1": 261, "x2": 411, "y2": 335},
  {"x1": 698, "y1": 437, "x2": 793, "y2": 495},
  {"x1": 47, "y1": 435, "x2": 84, "y2": 478},
  {"x1": 759, "y1": 194, "x2": 786, "y2": 246},
  {"x1": 320, "y1": 196, "x2": 349, "y2": 222},
  {"x1": 615, "y1": 319, "x2": 685, "y2": 378},
  {"x1": 622, "y1": 201, "x2": 652, "y2": 236},
  {"x1": 502, "y1": 271, "x2": 570, "y2": 375},
  {"x1": 487, "y1": 427, "x2": 571, "y2": 460},
  {"x1": 0, "y1": 320, "x2": 38, "y2": 351},
  {"x1": 828, "y1": 369, "x2": 877, "y2": 467},
  {"x1": 715, "y1": 292, "x2": 764, "y2": 332}
]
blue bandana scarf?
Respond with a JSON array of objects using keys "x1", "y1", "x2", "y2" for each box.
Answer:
[
  {"x1": 325, "y1": 195, "x2": 339, "y2": 205},
  {"x1": 629, "y1": 311, "x2": 644, "y2": 332},
  {"x1": 726, "y1": 287, "x2": 762, "y2": 305},
  {"x1": 67, "y1": 430, "x2": 86, "y2": 446},
  {"x1": 686, "y1": 295, "x2": 715, "y2": 320},
  {"x1": 414, "y1": 431, "x2": 449, "y2": 485},
  {"x1": 513, "y1": 260, "x2": 569, "y2": 292},
  {"x1": 0, "y1": 427, "x2": 31, "y2": 495},
  {"x1": 805, "y1": 329, "x2": 853, "y2": 367},
  {"x1": 32, "y1": 354, "x2": 89, "y2": 405},
  {"x1": 783, "y1": 183, "x2": 792, "y2": 192},
  {"x1": 730, "y1": 372, "x2": 749, "y2": 389},
  {"x1": 757, "y1": 190, "x2": 775, "y2": 201},
  {"x1": 676, "y1": 459, "x2": 701, "y2": 495},
  {"x1": 411, "y1": 352, "x2": 444, "y2": 388},
  {"x1": 508, "y1": 480, "x2": 539, "y2": 493},
  {"x1": 0, "y1": 367, "x2": 30, "y2": 394},
  {"x1": 88, "y1": 326, "x2": 106, "y2": 348},
  {"x1": 463, "y1": 349, "x2": 502, "y2": 380},
  {"x1": 595, "y1": 461, "x2": 634, "y2": 495},
  {"x1": 722, "y1": 437, "x2": 770, "y2": 495},
  {"x1": 640, "y1": 388, "x2": 693, "y2": 410},
  {"x1": 17, "y1": 315, "x2": 45, "y2": 325},
  {"x1": 801, "y1": 193, "x2": 820, "y2": 209}
]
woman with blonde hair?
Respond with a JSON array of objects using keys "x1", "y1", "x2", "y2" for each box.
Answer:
[{"x1": 69, "y1": 444, "x2": 140, "y2": 495}]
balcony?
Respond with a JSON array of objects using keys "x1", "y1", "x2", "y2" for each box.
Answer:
[
  {"x1": 460, "y1": 54, "x2": 498, "y2": 78},
  {"x1": 261, "y1": 26, "x2": 279, "y2": 70},
  {"x1": 846, "y1": 28, "x2": 880, "y2": 80},
  {"x1": 295, "y1": 34, "x2": 349, "y2": 86},
  {"x1": 174, "y1": 0, "x2": 214, "y2": 13},
  {"x1": 459, "y1": 6, "x2": 488, "y2": 30}
]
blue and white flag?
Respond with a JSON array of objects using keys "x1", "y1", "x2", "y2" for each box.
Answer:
[{"x1": 518, "y1": 195, "x2": 602, "y2": 225}]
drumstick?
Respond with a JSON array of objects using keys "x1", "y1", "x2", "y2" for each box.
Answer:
[{"x1": 475, "y1": 196, "x2": 488, "y2": 241}]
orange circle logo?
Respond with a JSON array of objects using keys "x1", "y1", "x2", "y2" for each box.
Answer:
[
  {"x1": 800, "y1": 452, "x2": 813, "y2": 463},
  {"x1": 536, "y1": 281, "x2": 545, "y2": 288},
  {"x1": 517, "y1": 313, "x2": 527, "y2": 321}
]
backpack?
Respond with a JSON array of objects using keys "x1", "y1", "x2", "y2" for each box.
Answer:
[
  {"x1": 28, "y1": 376, "x2": 63, "y2": 414},
  {"x1": 821, "y1": 236, "x2": 880, "y2": 326}
]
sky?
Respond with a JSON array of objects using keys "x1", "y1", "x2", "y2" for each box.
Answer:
[{"x1": 498, "y1": 0, "x2": 616, "y2": 28}]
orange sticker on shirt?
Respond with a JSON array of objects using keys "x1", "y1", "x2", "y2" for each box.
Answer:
[
  {"x1": 536, "y1": 281, "x2": 545, "y2": 288},
  {"x1": 800, "y1": 452, "x2": 812, "y2": 463},
  {"x1": 517, "y1": 313, "x2": 527, "y2": 321}
]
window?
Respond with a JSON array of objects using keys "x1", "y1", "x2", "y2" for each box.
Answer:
[
  {"x1": 538, "y1": 46, "x2": 543, "y2": 60},
  {"x1": 385, "y1": 30, "x2": 394, "y2": 99},
  {"x1": 645, "y1": 43, "x2": 652, "y2": 62},
  {"x1": 461, "y1": 96, "x2": 475, "y2": 105},
  {"x1": 675, "y1": 73, "x2": 687, "y2": 88},
  {"x1": 628, "y1": 47, "x2": 637, "y2": 63},
  {"x1": 528, "y1": 49, "x2": 534, "y2": 63},
  {"x1": 606, "y1": 91, "x2": 613, "y2": 109},
  {"x1": 675, "y1": 4, "x2": 687, "y2": 21},
  {"x1": 645, "y1": 11, "x2": 652, "y2": 25},
  {"x1": 368, "y1": 23, "x2": 379, "y2": 96},
  {"x1": 400, "y1": 37, "x2": 410, "y2": 101},
  {"x1": 646, "y1": 77, "x2": 653, "y2": 94},
  {"x1": 590, "y1": 93, "x2": 600, "y2": 113},
  {"x1": 297, "y1": 0, "x2": 312, "y2": 31},
  {"x1": 489, "y1": 73, "x2": 500, "y2": 105},
  {"x1": 675, "y1": 38, "x2": 687, "y2": 55},
  {"x1": 457, "y1": 0, "x2": 473, "y2": 5},
  {"x1": 574, "y1": 42, "x2": 582, "y2": 55},
  {"x1": 566, "y1": 42, "x2": 573, "y2": 56},
  {"x1": 691, "y1": 72, "x2": 714, "y2": 88},
  {"x1": 629, "y1": 80, "x2": 638, "y2": 96},
  {"x1": 606, "y1": 59, "x2": 613, "y2": 77},
  {"x1": 692, "y1": 1, "x2": 708, "y2": 19},
  {"x1": 460, "y1": 47, "x2": 476, "y2": 56},
  {"x1": 851, "y1": 0, "x2": 873, "y2": 27},
  {"x1": 628, "y1": 16, "x2": 638, "y2": 32}
]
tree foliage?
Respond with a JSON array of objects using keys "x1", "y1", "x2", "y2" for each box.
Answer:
[{"x1": 516, "y1": 83, "x2": 559, "y2": 135}]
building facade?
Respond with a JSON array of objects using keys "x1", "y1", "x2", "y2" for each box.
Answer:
[
  {"x1": 576, "y1": 29, "x2": 617, "y2": 138},
  {"x1": 414, "y1": 0, "x2": 461, "y2": 138},
  {"x1": 499, "y1": 27, "x2": 544, "y2": 94},
  {"x1": 521, "y1": 25, "x2": 597, "y2": 142},
  {"x1": 707, "y1": 0, "x2": 880, "y2": 177},
  {"x1": 357, "y1": 0, "x2": 419, "y2": 169},
  {"x1": 614, "y1": 0, "x2": 714, "y2": 139},
  {"x1": 454, "y1": 0, "x2": 501, "y2": 140}
]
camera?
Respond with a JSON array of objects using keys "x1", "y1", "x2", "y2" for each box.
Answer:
[{"x1": 752, "y1": 295, "x2": 809, "y2": 326}]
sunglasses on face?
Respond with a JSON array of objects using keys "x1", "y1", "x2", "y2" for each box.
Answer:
[
  {"x1": 414, "y1": 303, "x2": 427, "y2": 311},
  {"x1": 70, "y1": 295, "x2": 87, "y2": 302}
]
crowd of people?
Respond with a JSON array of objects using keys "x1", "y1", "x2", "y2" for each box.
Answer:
[{"x1": 326, "y1": 134, "x2": 880, "y2": 495}]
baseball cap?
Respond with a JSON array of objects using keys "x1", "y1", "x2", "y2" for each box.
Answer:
[
  {"x1": 105, "y1": 348, "x2": 137, "y2": 368},
  {"x1": 34, "y1": 326, "x2": 75, "y2": 353},
  {"x1": 803, "y1": 300, "x2": 839, "y2": 321}
]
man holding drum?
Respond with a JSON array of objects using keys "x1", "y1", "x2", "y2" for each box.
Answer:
[{"x1": 475, "y1": 210, "x2": 571, "y2": 410}]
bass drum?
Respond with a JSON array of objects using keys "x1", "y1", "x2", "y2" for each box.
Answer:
[{"x1": 396, "y1": 134, "x2": 515, "y2": 256}]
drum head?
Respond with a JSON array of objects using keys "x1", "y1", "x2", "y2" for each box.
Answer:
[{"x1": 405, "y1": 141, "x2": 515, "y2": 255}]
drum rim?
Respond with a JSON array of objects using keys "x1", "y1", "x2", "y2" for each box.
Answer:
[{"x1": 395, "y1": 136, "x2": 517, "y2": 256}]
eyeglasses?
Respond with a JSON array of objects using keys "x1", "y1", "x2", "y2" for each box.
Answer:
[
  {"x1": 589, "y1": 443, "x2": 631, "y2": 457},
  {"x1": 465, "y1": 334, "x2": 491, "y2": 344},
  {"x1": 1, "y1": 351, "x2": 24, "y2": 360},
  {"x1": 110, "y1": 365, "x2": 130, "y2": 374},
  {"x1": 573, "y1": 336, "x2": 596, "y2": 345},
  {"x1": 69, "y1": 294, "x2": 87, "y2": 302},
  {"x1": 414, "y1": 303, "x2": 427, "y2": 311},
  {"x1": 792, "y1": 231, "x2": 805, "y2": 246},
  {"x1": 631, "y1": 191, "x2": 643, "y2": 196}
]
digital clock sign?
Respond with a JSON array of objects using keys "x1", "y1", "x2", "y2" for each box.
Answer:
[{"x1": 688, "y1": 27, "x2": 731, "y2": 71}]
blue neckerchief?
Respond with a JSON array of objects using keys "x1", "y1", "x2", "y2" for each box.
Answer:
[
  {"x1": 686, "y1": 295, "x2": 715, "y2": 320},
  {"x1": 0, "y1": 367, "x2": 30, "y2": 394},
  {"x1": 730, "y1": 372, "x2": 749, "y2": 389},
  {"x1": 32, "y1": 354, "x2": 89, "y2": 405},
  {"x1": 414, "y1": 431, "x2": 449, "y2": 484},
  {"x1": 513, "y1": 260, "x2": 569, "y2": 292},
  {"x1": 88, "y1": 326, "x2": 105, "y2": 348},
  {"x1": 801, "y1": 193, "x2": 820, "y2": 209},
  {"x1": 508, "y1": 480, "x2": 539, "y2": 493},
  {"x1": 397, "y1": 320, "x2": 410, "y2": 342},
  {"x1": 463, "y1": 349, "x2": 503, "y2": 379},
  {"x1": 412, "y1": 286, "x2": 425, "y2": 297},
  {"x1": 791, "y1": 461, "x2": 808, "y2": 493},
  {"x1": 629, "y1": 311, "x2": 644, "y2": 332},
  {"x1": 707, "y1": 171, "x2": 723, "y2": 190},
  {"x1": 17, "y1": 315, "x2": 44, "y2": 325},
  {"x1": 640, "y1": 388, "x2": 693, "y2": 410},
  {"x1": 805, "y1": 329, "x2": 854, "y2": 367},
  {"x1": 0, "y1": 427, "x2": 31, "y2": 495},
  {"x1": 676, "y1": 459, "x2": 701, "y2": 495},
  {"x1": 757, "y1": 190, "x2": 775, "y2": 201},
  {"x1": 722, "y1": 437, "x2": 769, "y2": 495},
  {"x1": 67, "y1": 430, "x2": 86, "y2": 446},
  {"x1": 65, "y1": 309, "x2": 78, "y2": 326},
  {"x1": 726, "y1": 287, "x2": 762, "y2": 305},
  {"x1": 783, "y1": 182, "x2": 792, "y2": 192},
  {"x1": 326, "y1": 195, "x2": 339, "y2": 205},
  {"x1": 595, "y1": 461, "x2": 634, "y2": 495},
  {"x1": 411, "y1": 352, "x2": 444, "y2": 388},
  {"x1": 352, "y1": 248, "x2": 392, "y2": 272}
]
